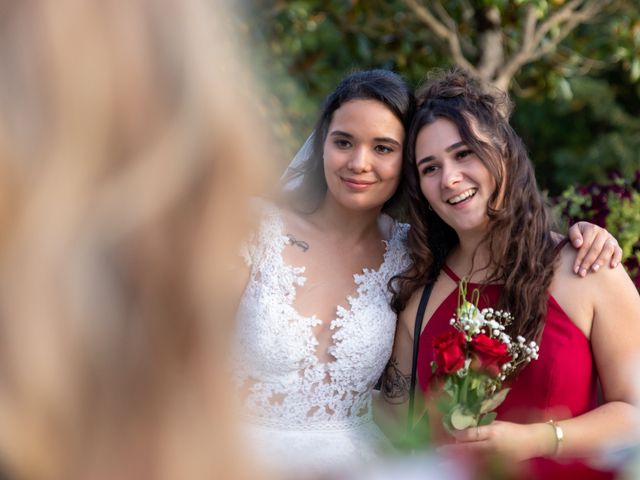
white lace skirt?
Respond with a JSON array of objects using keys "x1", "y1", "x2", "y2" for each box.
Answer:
[{"x1": 242, "y1": 416, "x2": 392, "y2": 477}]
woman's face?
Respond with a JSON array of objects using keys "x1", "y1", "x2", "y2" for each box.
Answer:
[
  {"x1": 414, "y1": 117, "x2": 495, "y2": 238},
  {"x1": 322, "y1": 99, "x2": 404, "y2": 212}
]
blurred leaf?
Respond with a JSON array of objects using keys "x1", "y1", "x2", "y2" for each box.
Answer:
[
  {"x1": 478, "y1": 411, "x2": 498, "y2": 426},
  {"x1": 451, "y1": 407, "x2": 476, "y2": 430},
  {"x1": 480, "y1": 388, "x2": 510, "y2": 414}
]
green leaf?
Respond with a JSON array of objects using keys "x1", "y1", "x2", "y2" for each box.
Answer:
[
  {"x1": 451, "y1": 406, "x2": 476, "y2": 430},
  {"x1": 470, "y1": 376, "x2": 481, "y2": 390},
  {"x1": 479, "y1": 387, "x2": 511, "y2": 414},
  {"x1": 397, "y1": 412, "x2": 432, "y2": 452},
  {"x1": 436, "y1": 395, "x2": 453, "y2": 414},
  {"x1": 442, "y1": 412, "x2": 453, "y2": 432},
  {"x1": 556, "y1": 77, "x2": 573, "y2": 101},
  {"x1": 478, "y1": 412, "x2": 497, "y2": 426},
  {"x1": 412, "y1": 412, "x2": 431, "y2": 444},
  {"x1": 631, "y1": 58, "x2": 640, "y2": 82},
  {"x1": 444, "y1": 377, "x2": 460, "y2": 402}
]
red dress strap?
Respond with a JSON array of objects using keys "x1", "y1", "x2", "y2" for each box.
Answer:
[{"x1": 441, "y1": 264, "x2": 461, "y2": 282}]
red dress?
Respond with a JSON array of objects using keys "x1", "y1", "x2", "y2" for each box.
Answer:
[{"x1": 417, "y1": 265, "x2": 615, "y2": 479}]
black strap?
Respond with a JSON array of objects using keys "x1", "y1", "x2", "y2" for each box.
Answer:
[{"x1": 407, "y1": 282, "x2": 434, "y2": 433}]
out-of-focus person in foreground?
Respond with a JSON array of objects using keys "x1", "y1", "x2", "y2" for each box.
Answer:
[{"x1": 0, "y1": 1, "x2": 274, "y2": 479}]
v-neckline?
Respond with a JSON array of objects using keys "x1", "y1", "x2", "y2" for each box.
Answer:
[{"x1": 269, "y1": 206, "x2": 396, "y2": 364}]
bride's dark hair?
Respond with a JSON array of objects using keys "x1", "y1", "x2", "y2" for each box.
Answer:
[
  {"x1": 391, "y1": 69, "x2": 558, "y2": 343},
  {"x1": 282, "y1": 69, "x2": 415, "y2": 216}
]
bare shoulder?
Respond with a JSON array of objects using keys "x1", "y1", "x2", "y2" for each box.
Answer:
[
  {"x1": 557, "y1": 242, "x2": 637, "y2": 293},
  {"x1": 277, "y1": 203, "x2": 307, "y2": 228},
  {"x1": 552, "y1": 243, "x2": 640, "y2": 337},
  {"x1": 551, "y1": 244, "x2": 599, "y2": 338}
]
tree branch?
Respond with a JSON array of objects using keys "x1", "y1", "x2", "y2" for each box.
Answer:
[
  {"x1": 531, "y1": 1, "x2": 609, "y2": 61},
  {"x1": 402, "y1": 0, "x2": 478, "y2": 76},
  {"x1": 433, "y1": 2, "x2": 457, "y2": 31},
  {"x1": 433, "y1": 0, "x2": 481, "y2": 57},
  {"x1": 494, "y1": 0, "x2": 610, "y2": 91}
]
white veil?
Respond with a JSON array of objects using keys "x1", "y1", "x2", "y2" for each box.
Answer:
[{"x1": 280, "y1": 131, "x2": 316, "y2": 192}]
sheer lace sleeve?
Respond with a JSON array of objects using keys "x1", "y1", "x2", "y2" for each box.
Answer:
[
  {"x1": 238, "y1": 197, "x2": 277, "y2": 268},
  {"x1": 239, "y1": 233, "x2": 255, "y2": 267}
]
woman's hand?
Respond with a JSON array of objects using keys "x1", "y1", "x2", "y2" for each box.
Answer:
[
  {"x1": 567, "y1": 222, "x2": 622, "y2": 277},
  {"x1": 438, "y1": 421, "x2": 556, "y2": 462}
]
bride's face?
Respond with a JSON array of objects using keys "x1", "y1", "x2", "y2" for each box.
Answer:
[{"x1": 322, "y1": 99, "x2": 404, "y2": 212}]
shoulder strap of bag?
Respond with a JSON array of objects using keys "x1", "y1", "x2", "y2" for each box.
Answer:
[{"x1": 407, "y1": 282, "x2": 434, "y2": 432}]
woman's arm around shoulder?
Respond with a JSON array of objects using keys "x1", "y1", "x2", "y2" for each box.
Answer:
[{"x1": 567, "y1": 221, "x2": 623, "y2": 276}]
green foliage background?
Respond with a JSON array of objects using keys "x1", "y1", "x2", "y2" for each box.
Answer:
[{"x1": 240, "y1": 0, "x2": 640, "y2": 194}]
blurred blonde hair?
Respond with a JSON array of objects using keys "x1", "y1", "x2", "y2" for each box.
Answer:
[{"x1": 0, "y1": 0, "x2": 274, "y2": 479}]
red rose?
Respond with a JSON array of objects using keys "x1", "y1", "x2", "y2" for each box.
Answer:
[
  {"x1": 433, "y1": 330, "x2": 466, "y2": 375},
  {"x1": 470, "y1": 334, "x2": 511, "y2": 377}
]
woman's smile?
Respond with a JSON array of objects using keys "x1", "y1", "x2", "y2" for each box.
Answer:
[
  {"x1": 415, "y1": 117, "x2": 494, "y2": 237},
  {"x1": 446, "y1": 188, "x2": 478, "y2": 206},
  {"x1": 322, "y1": 99, "x2": 404, "y2": 212},
  {"x1": 341, "y1": 176, "x2": 376, "y2": 191}
]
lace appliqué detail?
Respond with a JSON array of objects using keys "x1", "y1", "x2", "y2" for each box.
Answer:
[{"x1": 233, "y1": 202, "x2": 411, "y2": 431}]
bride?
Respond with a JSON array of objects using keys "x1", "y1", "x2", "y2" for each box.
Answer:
[{"x1": 232, "y1": 69, "x2": 621, "y2": 476}]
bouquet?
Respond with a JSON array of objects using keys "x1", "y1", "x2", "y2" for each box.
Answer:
[{"x1": 431, "y1": 279, "x2": 539, "y2": 432}]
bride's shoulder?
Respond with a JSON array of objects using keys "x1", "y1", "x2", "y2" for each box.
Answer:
[
  {"x1": 248, "y1": 196, "x2": 281, "y2": 218},
  {"x1": 379, "y1": 214, "x2": 410, "y2": 242},
  {"x1": 247, "y1": 197, "x2": 297, "y2": 231},
  {"x1": 241, "y1": 198, "x2": 285, "y2": 252}
]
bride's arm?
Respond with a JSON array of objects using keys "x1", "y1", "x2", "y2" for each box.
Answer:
[
  {"x1": 567, "y1": 221, "x2": 622, "y2": 276},
  {"x1": 374, "y1": 290, "x2": 421, "y2": 440}
]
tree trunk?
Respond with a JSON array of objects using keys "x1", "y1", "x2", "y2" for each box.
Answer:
[{"x1": 475, "y1": 5, "x2": 503, "y2": 84}]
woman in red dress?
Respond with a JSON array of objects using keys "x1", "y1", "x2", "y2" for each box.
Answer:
[{"x1": 383, "y1": 69, "x2": 640, "y2": 478}]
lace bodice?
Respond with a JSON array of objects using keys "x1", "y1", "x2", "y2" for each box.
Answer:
[{"x1": 233, "y1": 202, "x2": 410, "y2": 430}]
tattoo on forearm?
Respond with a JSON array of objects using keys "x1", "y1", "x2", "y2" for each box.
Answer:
[
  {"x1": 286, "y1": 234, "x2": 309, "y2": 252},
  {"x1": 381, "y1": 357, "x2": 410, "y2": 404}
]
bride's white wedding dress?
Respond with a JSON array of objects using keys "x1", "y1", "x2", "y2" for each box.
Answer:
[{"x1": 233, "y1": 202, "x2": 410, "y2": 474}]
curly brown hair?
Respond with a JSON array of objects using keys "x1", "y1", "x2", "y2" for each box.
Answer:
[{"x1": 391, "y1": 69, "x2": 559, "y2": 343}]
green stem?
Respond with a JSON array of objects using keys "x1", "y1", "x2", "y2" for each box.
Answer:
[{"x1": 460, "y1": 373, "x2": 470, "y2": 405}]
